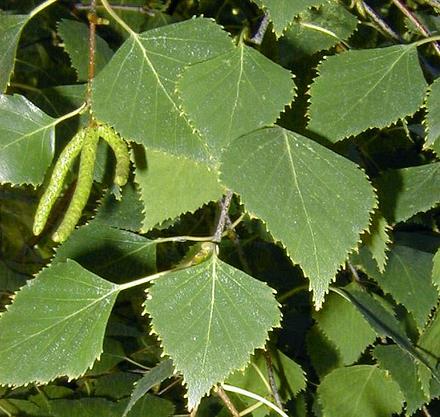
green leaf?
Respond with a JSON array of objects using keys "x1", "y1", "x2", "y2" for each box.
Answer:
[
  {"x1": 144, "y1": 251, "x2": 281, "y2": 409},
  {"x1": 377, "y1": 163, "x2": 440, "y2": 224},
  {"x1": 314, "y1": 291, "x2": 376, "y2": 365},
  {"x1": 134, "y1": 148, "x2": 224, "y2": 231},
  {"x1": 318, "y1": 365, "x2": 404, "y2": 417},
  {"x1": 94, "y1": 181, "x2": 144, "y2": 232},
  {"x1": 354, "y1": 245, "x2": 437, "y2": 328},
  {"x1": 121, "y1": 394, "x2": 174, "y2": 417},
  {"x1": 221, "y1": 126, "x2": 376, "y2": 308},
  {"x1": 50, "y1": 398, "x2": 120, "y2": 417},
  {"x1": 0, "y1": 94, "x2": 55, "y2": 185},
  {"x1": 433, "y1": 249, "x2": 440, "y2": 292},
  {"x1": 177, "y1": 43, "x2": 295, "y2": 157},
  {"x1": 92, "y1": 18, "x2": 234, "y2": 162},
  {"x1": 282, "y1": 2, "x2": 358, "y2": 59},
  {"x1": 0, "y1": 259, "x2": 120, "y2": 386},
  {"x1": 252, "y1": 0, "x2": 326, "y2": 37},
  {"x1": 54, "y1": 223, "x2": 156, "y2": 283},
  {"x1": 307, "y1": 45, "x2": 427, "y2": 142},
  {"x1": 425, "y1": 77, "x2": 440, "y2": 154},
  {"x1": 58, "y1": 19, "x2": 113, "y2": 81},
  {"x1": 0, "y1": 15, "x2": 28, "y2": 92},
  {"x1": 94, "y1": 372, "x2": 140, "y2": 400},
  {"x1": 374, "y1": 345, "x2": 428, "y2": 414},
  {"x1": 123, "y1": 359, "x2": 174, "y2": 417},
  {"x1": 362, "y1": 211, "x2": 391, "y2": 273}
]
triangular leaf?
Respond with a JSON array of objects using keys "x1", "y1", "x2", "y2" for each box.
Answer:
[
  {"x1": 308, "y1": 45, "x2": 427, "y2": 142},
  {"x1": 377, "y1": 162, "x2": 440, "y2": 224},
  {"x1": 374, "y1": 345, "x2": 429, "y2": 414},
  {"x1": 252, "y1": 0, "x2": 326, "y2": 37},
  {"x1": 0, "y1": 15, "x2": 28, "y2": 92},
  {"x1": 58, "y1": 19, "x2": 113, "y2": 81},
  {"x1": 314, "y1": 290, "x2": 376, "y2": 365},
  {"x1": 318, "y1": 365, "x2": 404, "y2": 417},
  {"x1": 134, "y1": 148, "x2": 224, "y2": 231},
  {"x1": 221, "y1": 126, "x2": 376, "y2": 308},
  {"x1": 92, "y1": 18, "x2": 234, "y2": 162},
  {"x1": 144, "y1": 252, "x2": 281, "y2": 409},
  {"x1": 123, "y1": 359, "x2": 174, "y2": 417},
  {"x1": 424, "y1": 77, "x2": 440, "y2": 154},
  {"x1": 0, "y1": 94, "x2": 55, "y2": 185},
  {"x1": 177, "y1": 44, "x2": 295, "y2": 157},
  {"x1": 0, "y1": 259, "x2": 120, "y2": 386}
]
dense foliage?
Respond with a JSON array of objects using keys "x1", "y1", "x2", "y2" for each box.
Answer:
[{"x1": 0, "y1": 0, "x2": 440, "y2": 416}]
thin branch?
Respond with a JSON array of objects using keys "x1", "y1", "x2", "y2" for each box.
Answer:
[
  {"x1": 391, "y1": 0, "x2": 440, "y2": 56},
  {"x1": 86, "y1": 0, "x2": 97, "y2": 120},
  {"x1": 28, "y1": 0, "x2": 58, "y2": 18},
  {"x1": 277, "y1": 284, "x2": 309, "y2": 303},
  {"x1": 239, "y1": 401, "x2": 264, "y2": 416},
  {"x1": 264, "y1": 351, "x2": 283, "y2": 411},
  {"x1": 157, "y1": 377, "x2": 182, "y2": 395},
  {"x1": 361, "y1": 1, "x2": 401, "y2": 41},
  {"x1": 422, "y1": 405, "x2": 432, "y2": 417},
  {"x1": 213, "y1": 191, "x2": 234, "y2": 243},
  {"x1": 250, "y1": 13, "x2": 270, "y2": 45},
  {"x1": 75, "y1": 2, "x2": 156, "y2": 15},
  {"x1": 215, "y1": 386, "x2": 240, "y2": 417},
  {"x1": 100, "y1": 0, "x2": 137, "y2": 36},
  {"x1": 347, "y1": 261, "x2": 361, "y2": 282}
]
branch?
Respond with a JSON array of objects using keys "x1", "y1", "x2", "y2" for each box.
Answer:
[
  {"x1": 250, "y1": 13, "x2": 270, "y2": 45},
  {"x1": 75, "y1": 2, "x2": 156, "y2": 15},
  {"x1": 361, "y1": 1, "x2": 401, "y2": 41},
  {"x1": 86, "y1": 0, "x2": 97, "y2": 121},
  {"x1": 215, "y1": 386, "x2": 240, "y2": 417},
  {"x1": 264, "y1": 351, "x2": 283, "y2": 411},
  {"x1": 213, "y1": 190, "x2": 234, "y2": 243}
]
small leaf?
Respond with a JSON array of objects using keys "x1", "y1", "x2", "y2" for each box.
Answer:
[
  {"x1": 144, "y1": 252, "x2": 281, "y2": 409},
  {"x1": 177, "y1": 43, "x2": 295, "y2": 157},
  {"x1": 377, "y1": 162, "x2": 440, "y2": 224},
  {"x1": 58, "y1": 19, "x2": 113, "y2": 81},
  {"x1": 92, "y1": 18, "x2": 234, "y2": 162},
  {"x1": 0, "y1": 259, "x2": 120, "y2": 386},
  {"x1": 425, "y1": 78, "x2": 440, "y2": 154},
  {"x1": 374, "y1": 345, "x2": 428, "y2": 414},
  {"x1": 221, "y1": 126, "x2": 376, "y2": 308},
  {"x1": 0, "y1": 15, "x2": 28, "y2": 92},
  {"x1": 307, "y1": 45, "x2": 427, "y2": 142},
  {"x1": 318, "y1": 365, "x2": 404, "y2": 417},
  {"x1": 252, "y1": 0, "x2": 326, "y2": 37},
  {"x1": 314, "y1": 290, "x2": 376, "y2": 365},
  {"x1": 134, "y1": 148, "x2": 224, "y2": 232},
  {"x1": 54, "y1": 222, "x2": 156, "y2": 283},
  {"x1": 353, "y1": 245, "x2": 437, "y2": 328},
  {"x1": 0, "y1": 94, "x2": 55, "y2": 185},
  {"x1": 123, "y1": 359, "x2": 174, "y2": 417}
]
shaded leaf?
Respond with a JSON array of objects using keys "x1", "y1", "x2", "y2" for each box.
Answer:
[
  {"x1": 134, "y1": 148, "x2": 224, "y2": 232},
  {"x1": 58, "y1": 19, "x2": 113, "y2": 81},
  {"x1": 252, "y1": 0, "x2": 326, "y2": 37},
  {"x1": 374, "y1": 345, "x2": 428, "y2": 414},
  {"x1": 425, "y1": 77, "x2": 440, "y2": 154},
  {"x1": 94, "y1": 372, "x2": 140, "y2": 400},
  {"x1": 377, "y1": 163, "x2": 440, "y2": 224},
  {"x1": 177, "y1": 43, "x2": 295, "y2": 156},
  {"x1": 121, "y1": 394, "x2": 174, "y2": 417},
  {"x1": 92, "y1": 18, "x2": 233, "y2": 162},
  {"x1": 308, "y1": 45, "x2": 427, "y2": 142},
  {"x1": 144, "y1": 251, "x2": 281, "y2": 409},
  {"x1": 0, "y1": 94, "x2": 55, "y2": 185},
  {"x1": 50, "y1": 398, "x2": 120, "y2": 417},
  {"x1": 0, "y1": 15, "x2": 28, "y2": 92},
  {"x1": 318, "y1": 365, "x2": 404, "y2": 417},
  {"x1": 0, "y1": 259, "x2": 120, "y2": 386},
  {"x1": 433, "y1": 249, "x2": 440, "y2": 292},
  {"x1": 314, "y1": 291, "x2": 376, "y2": 365},
  {"x1": 221, "y1": 126, "x2": 376, "y2": 308},
  {"x1": 123, "y1": 359, "x2": 174, "y2": 417},
  {"x1": 54, "y1": 222, "x2": 156, "y2": 283}
]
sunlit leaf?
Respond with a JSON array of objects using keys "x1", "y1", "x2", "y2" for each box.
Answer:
[{"x1": 424, "y1": 73, "x2": 440, "y2": 154}]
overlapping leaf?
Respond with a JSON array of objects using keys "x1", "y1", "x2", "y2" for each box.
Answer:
[
  {"x1": 58, "y1": 19, "x2": 114, "y2": 81},
  {"x1": 314, "y1": 291, "x2": 376, "y2": 365},
  {"x1": 177, "y1": 43, "x2": 295, "y2": 156},
  {"x1": 0, "y1": 260, "x2": 120, "y2": 386},
  {"x1": 144, "y1": 252, "x2": 281, "y2": 409},
  {"x1": 433, "y1": 249, "x2": 440, "y2": 291},
  {"x1": 221, "y1": 126, "x2": 376, "y2": 308},
  {"x1": 92, "y1": 18, "x2": 234, "y2": 162},
  {"x1": 134, "y1": 148, "x2": 224, "y2": 231},
  {"x1": 318, "y1": 366, "x2": 404, "y2": 417},
  {"x1": 0, "y1": 15, "x2": 28, "y2": 92},
  {"x1": 308, "y1": 45, "x2": 427, "y2": 142},
  {"x1": 377, "y1": 162, "x2": 440, "y2": 224},
  {"x1": 0, "y1": 94, "x2": 55, "y2": 185},
  {"x1": 424, "y1": 77, "x2": 440, "y2": 154},
  {"x1": 252, "y1": 0, "x2": 326, "y2": 37}
]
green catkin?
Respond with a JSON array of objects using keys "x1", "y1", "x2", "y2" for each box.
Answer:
[
  {"x1": 33, "y1": 129, "x2": 86, "y2": 236},
  {"x1": 97, "y1": 124, "x2": 130, "y2": 186},
  {"x1": 52, "y1": 128, "x2": 100, "y2": 243}
]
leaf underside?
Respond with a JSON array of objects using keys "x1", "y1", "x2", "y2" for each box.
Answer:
[{"x1": 144, "y1": 253, "x2": 281, "y2": 409}]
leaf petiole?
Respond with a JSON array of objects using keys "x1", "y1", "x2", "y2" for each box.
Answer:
[{"x1": 28, "y1": 0, "x2": 58, "y2": 18}]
